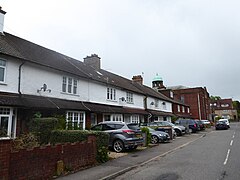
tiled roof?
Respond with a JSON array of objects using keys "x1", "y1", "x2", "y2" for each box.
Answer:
[
  {"x1": 0, "y1": 32, "x2": 171, "y2": 101},
  {"x1": 0, "y1": 92, "x2": 148, "y2": 114}
]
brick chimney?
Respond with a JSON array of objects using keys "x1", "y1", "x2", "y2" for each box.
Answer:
[
  {"x1": 132, "y1": 75, "x2": 143, "y2": 85},
  {"x1": 0, "y1": 7, "x2": 6, "y2": 35},
  {"x1": 83, "y1": 54, "x2": 101, "y2": 70}
]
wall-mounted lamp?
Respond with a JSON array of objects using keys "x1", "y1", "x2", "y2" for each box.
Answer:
[
  {"x1": 119, "y1": 97, "x2": 126, "y2": 102},
  {"x1": 150, "y1": 101, "x2": 155, "y2": 105},
  {"x1": 37, "y1": 83, "x2": 51, "y2": 93}
]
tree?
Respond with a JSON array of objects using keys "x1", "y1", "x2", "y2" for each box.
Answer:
[{"x1": 210, "y1": 96, "x2": 221, "y2": 101}]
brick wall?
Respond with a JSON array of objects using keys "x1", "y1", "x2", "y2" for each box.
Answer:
[
  {"x1": 0, "y1": 139, "x2": 11, "y2": 180},
  {"x1": 0, "y1": 136, "x2": 97, "y2": 180}
]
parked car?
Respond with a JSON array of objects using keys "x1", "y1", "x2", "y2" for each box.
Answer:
[
  {"x1": 142, "y1": 126, "x2": 171, "y2": 144},
  {"x1": 195, "y1": 120, "x2": 205, "y2": 130},
  {"x1": 141, "y1": 122, "x2": 176, "y2": 138},
  {"x1": 91, "y1": 121, "x2": 144, "y2": 152},
  {"x1": 218, "y1": 119, "x2": 230, "y2": 128},
  {"x1": 215, "y1": 121, "x2": 229, "y2": 130},
  {"x1": 201, "y1": 120, "x2": 211, "y2": 127},
  {"x1": 156, "y1": 121, "x2": 186, "y2": 136},
  {"x1": 175, "y1": 119, "x2": 199, "y2": 133}
]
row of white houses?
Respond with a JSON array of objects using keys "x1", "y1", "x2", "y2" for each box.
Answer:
[{"x1": 0, "y1": 7, "x2": 184, "y2": 139}]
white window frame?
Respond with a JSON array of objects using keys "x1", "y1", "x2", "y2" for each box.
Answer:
[
  {"x1": 187, "y1": 108, "x2": 190, "y2": 113},
  {"x1": 107, "y1": 87, "x2": 116, "y2": 101},
  {"x1": 162, "y1": 102, "x2": 167, "y2": 110},
  {"x1": 155, "y1": 99, "x2": 159, "y2": 108},
  {"x1": 0, "y1": 59, "x2": 6, "y2": 83},
  {"x1": 62, "y1": 76, "x2": 78, "y2": 95},
  {"x1": 131, "y1": 115, "x2": 139, "y2": 123},
  {"x1": 66, "y1": 111, "x2": 85, "y2": 130},
  {"x1": 177, "y1": 105, "x2": 180, "y2": 112},
  {"x1": 0, "y1": 107, "x2": 17, "y2": 139},
  {"x1": 182, "y1": 106, "x2": 185, "y2": 113},
  {"x1": 126, "y1": 92, "x2": 133, "y2": 103},
  {"x1": 103, "y1": 114, "x2": 123, "y2": 122}
]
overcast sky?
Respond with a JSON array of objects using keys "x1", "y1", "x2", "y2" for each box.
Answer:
[{"x1": 1, "y1": 0, "x2": 240, "y2": 101}]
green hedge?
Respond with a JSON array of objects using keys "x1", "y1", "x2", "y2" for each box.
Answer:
[
  {"x1": 29, "y1": 118, "x2": 58, "y2": 144},
  {"x1": 141, "y1": 127, "x2": 151, "y2": 146},
  {"x1": 49, "y1": 130, "x2": 109, "y2": 163}
]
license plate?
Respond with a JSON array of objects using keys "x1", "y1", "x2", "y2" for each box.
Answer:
[{"x1": 136, "y1": 134, "x2": 142, "y2": 138}]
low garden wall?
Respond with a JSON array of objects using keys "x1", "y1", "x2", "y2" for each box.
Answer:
[{"x1": 0, "y1": 136, "x2": 97, "y2": 179}]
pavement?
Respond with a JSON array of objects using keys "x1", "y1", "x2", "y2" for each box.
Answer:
[{"x1": 58, "y1": 128, "x2": 213, "y2": 180}]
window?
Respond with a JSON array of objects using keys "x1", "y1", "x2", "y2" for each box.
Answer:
[
  {"x1": 103, "y1": 114, "x2": 123, "y2": 122},
  {"x1": 162, "y1": 102, "x2": 167, "y2": 110},
  {"x1": 180, "y1": 96, "x2": 185, "y2": 103},
  {"x1": 131, "y1": 115, "x2": 139, "y2": 123},
  {"x1": 0, "y1": 107, "x2": 16, "y2": 138},
  {"x1": 182, "y1": 106, "x2": 185, "y2": 113},
  {"x1": 126, "y1": 92, "x2": 133, "y2": 103},
  {"x1": 62, "y1": 76, "x2": 78, "y2": 94},
  {"x1": 112, "y1": 114, "x2": 123, "y2": 122},
  {"x1": 0, "y1": 59, "x2": 6, "y2": 82},
  {"x1": 66, "y1": 111, "x2": 85, "y2": 130},
  {"x1": 177, "y1": 105, "x2": 180, "y2": 112},
  {"x1": 155, "y1": 99, "x2": 159, "y2": 108},
  {"x1": 187, "y1": 108, "x2": 190, "y2": 113},
  {"x1": 107, "y1": 87, "x2": 116, "y2": 101},
  {"x1": 170, "y1": 91, "x2": 174, "y2": 98}
]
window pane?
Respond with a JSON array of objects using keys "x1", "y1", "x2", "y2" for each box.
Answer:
[
  {"x1": 68, "y1": 78, "x2": 72, "y2": 93},
  {"x1": 0, "y1": 117, "x2": 9, "y2": 137},
  {"x1": 0, "y1": 67, "x2": 4, "y2": 82},
  {"x1": 62, "y1": 77, "x2": 67, "y2": 92},
  {"x1": 0, "y1": 59, "x2": 6, "y2": 66},
  {"x1": 73, "y1": 79, "x2": 77, "y2": 94}
]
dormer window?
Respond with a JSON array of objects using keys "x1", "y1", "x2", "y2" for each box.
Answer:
[{"x1": 0, "y1": 59, "x2": 6, "y2": 83}]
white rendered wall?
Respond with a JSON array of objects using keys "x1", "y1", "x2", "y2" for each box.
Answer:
[
  {"x1": 0, "y1": 58, "x2": 20, "y2": 93},
  {"x1": 147, "y1": 97, "x2": 172, "y2": 113},
  {"x1": 19, "y1": 62, "x2": 145, "y2": 109}
]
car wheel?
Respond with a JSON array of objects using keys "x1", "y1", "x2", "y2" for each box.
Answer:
[
  {"x1": 113, "y1": 139, "x2": 125, "y2": 153},
  {"x1": 151, "y1": 135, "x2": 159, "y2": 144},
  {"x1": 175, "y1": 129, "x2": 182, "y2": 136}
]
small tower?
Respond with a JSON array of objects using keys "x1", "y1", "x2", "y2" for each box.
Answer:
[{"x1": 152, "y1": 74, "x2": 166, "y2": 90}]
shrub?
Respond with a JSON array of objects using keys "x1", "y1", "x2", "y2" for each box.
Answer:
[
  {"x1": 49, "y1": 130, "x2": 109, "y2": 163},
  {"x1": 141, "y1": 127, "x2": 151, "y2": 146},
  {"x1": 12, "y1": 133, "x2": 39, "y2": 150},
  {"x1": 49, "y1": 130, "x2": 90, "y2": 144},
  {"x1": 29, "y1": 118, "x2": 58, "y2": 144}
]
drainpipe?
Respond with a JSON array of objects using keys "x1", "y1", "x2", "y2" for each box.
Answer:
[
  {"x1": 197, "y1": 93, "x2": 202, "y2": 120},
  {"x1": 18, "y1": 62, "x2": 25, "y2": 95}
]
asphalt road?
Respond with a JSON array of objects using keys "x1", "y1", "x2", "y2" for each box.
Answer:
[{"x1": 113, "y1": 122, "x2": 240, "y2": 180}]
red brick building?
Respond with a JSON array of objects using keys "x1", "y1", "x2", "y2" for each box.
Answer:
[
  {"x1": 152, "y1": 75, "x2": 192, "y2": 119},
  {"x1": 169, "y1": 86, "x2": 211, "y2": 120},
  {"x1": 210, "y1": 98, "x2": 238, "y2": 120}
]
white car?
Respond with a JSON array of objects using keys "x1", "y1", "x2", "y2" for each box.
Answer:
[
  {"x1": 218, "y1": 119, "x2": 230, "y2": 128},
  {"x1": 201, "y1": 120, "x2": 211, "y2": 125}
]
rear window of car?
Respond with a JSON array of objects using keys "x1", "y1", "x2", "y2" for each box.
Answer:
[
  {"x1": 114, "y1": 124, "x2": 124, "y2": 129},
  {"x1": 127, "y1": 124, "x2": 140, "y2": 130}
]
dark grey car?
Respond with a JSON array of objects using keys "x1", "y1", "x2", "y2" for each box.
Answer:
[
  {"x1": 91, "y1": 121, "x2": 144, "y2": 152},
  {"x1": 144, "y1": 127, "x2": 171, "y2": 144}
]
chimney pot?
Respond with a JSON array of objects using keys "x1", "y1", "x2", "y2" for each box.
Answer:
[
  {"x1": 0, "y1": 7, "x2": 6, "y2": 34},
  {"x1": 83, "y1": 54, "x2": 101, "y2": 70},
  {"x1": 132, "y1": 75, "x2": 143, "y2": 85}
]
